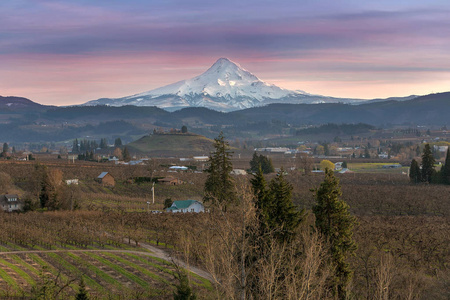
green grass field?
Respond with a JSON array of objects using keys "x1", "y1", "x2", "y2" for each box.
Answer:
[{"x1": 347, "y1": 162, "x2": 409, "y2": 173}]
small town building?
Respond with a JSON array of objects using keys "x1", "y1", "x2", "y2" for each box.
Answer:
[
  {"x1": 65, "y1": 179, "x2": 79, "y2": 185},
  {"x1": 334, "y1": 162, "x2": 343, "y2": 170},
  {"x1": 96, "y1": 172, "x2": 115, "y2": 186},
  {"x1": 157, "y1": 177, "x2": 184, "y2": 185},
  {"x1": 378, "y1": 153, "x2": 389, "y2": 159},
  {"x1": 382, "y1": 164, "x2": 402, "y2": 169},
  {"x1": 193, "y1": 156, "x2": 209, "y2": 162},
  {"x1": 434, "y1": 145, "x2": 449, "y2": 153},
  {"x1": 0, "y1": 194, "x2": 23, "y2": 212},
  {"x1": 169, "y1": 166, "x2": 188, "y2": 171},
  {"x1": 166, "y1": 200, "x2": 205, "y2": 213},
  {"x1": 231, "y1": 169, "x2": 247, "y2": 175}
]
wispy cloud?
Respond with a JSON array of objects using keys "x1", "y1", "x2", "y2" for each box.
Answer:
[{"x1": 1, "y1": 0, "x2": 449, "y2": 104}]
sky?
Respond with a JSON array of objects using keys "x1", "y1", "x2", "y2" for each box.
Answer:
[{"x1": 1, "y1": 0, "x2": 450, "y2": 106}]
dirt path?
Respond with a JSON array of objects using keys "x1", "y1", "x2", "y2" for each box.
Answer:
[{"x1": 0, "y1": 245, "x2": 214, "y2": 282}]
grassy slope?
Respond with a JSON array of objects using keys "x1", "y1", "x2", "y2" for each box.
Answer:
[{"x1": 128, "y1": 133, "x2": 214, "y2": 154}]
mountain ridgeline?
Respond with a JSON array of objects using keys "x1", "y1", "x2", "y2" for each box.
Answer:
[{"x1": 0, "y1": 92, "x2": 449, "y2": 143}]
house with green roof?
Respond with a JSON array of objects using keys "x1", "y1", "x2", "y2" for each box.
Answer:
[{"x1": 166, "y1": 200, "x2": 205, "y2": 213}]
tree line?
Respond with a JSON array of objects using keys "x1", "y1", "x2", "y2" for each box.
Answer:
[
  {"x1": 71, "y1": 138, "x2": 123, "y2": 154},
  {"x1": 409, "y1": 144, "x2": 450, "y2": 184}
]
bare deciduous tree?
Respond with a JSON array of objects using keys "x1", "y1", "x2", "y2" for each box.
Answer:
[{"x1": 296, "y1": 153, "x2": 314, "y2": 175}]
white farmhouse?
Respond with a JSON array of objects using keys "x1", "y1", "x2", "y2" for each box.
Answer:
[{"x1": 166, "y1": 200, "x2": 205, "y2": 213}]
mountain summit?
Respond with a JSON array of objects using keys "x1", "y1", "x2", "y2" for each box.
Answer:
[
  {"x1": 140, "y1": 57, "x2": 301, "y2": 106},
  {"x1": 83, "y1": 58, "x2": 366, "y2": 111}
]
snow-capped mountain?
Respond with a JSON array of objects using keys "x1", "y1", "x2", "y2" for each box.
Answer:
[{"x1": 82, "y1": 58, "x2": 370, "y2": 111}]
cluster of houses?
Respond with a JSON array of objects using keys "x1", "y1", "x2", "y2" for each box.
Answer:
[{"x1": 0, "y1": 169, "x2": 203, "y2": 213}]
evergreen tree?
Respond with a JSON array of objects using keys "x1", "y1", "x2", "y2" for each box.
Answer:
[
  {"x1": 342, "y1": 161, "x2": 348, "y2": 169},
  {"x1": 122, "y1": 146, "x2": 131, "y2": 161},
  {"x1": 251, "y1": 167, "x2": 304, "y2": 242},
  {"x1": 249, "y1": 152, "x2": 260, "y2": 173},
  {"x1": 72, "y1": 139, "x2": 79, "y2": 153},
  {"x1": 163, "y1": 198, "x2": 173, "y2": 209},
  {"x1": 100, "y1": 138, "x2": 108, "y2": 149},
  {"x1": 441, "y1": 149, "x2": 450, "y2": 184},
  {"x1": 75, "y1": 278, "x2": 89, "y2": 300},
  {"x1": 79, "y1": 140, "x2": 86, "y2": 152},
  {"x1": 313, "y1": 168, "x2": 357, "y2": 299},
  {"x1": 249, "y1": 152, "x2": 274, "y2": 174},
  {"x1": 323, "y1": 143, "x2": 330, "y2": 156},
  {"x1": 203, "y1": 132, "x2": 236, "y2": 211},
  {"x1": 114, "y1": 138, "x2": 122, "y2": 147},
  {"x1": 250, "y1": 167, "x2": 272, "y2": 228},
  {"x1": 12, "y1": 146, "x2": 16, "y2": 154},
  {"x1": 409, "y1": 159, "x2": 421, "y2": 184},
  {"x1": 181, "y1": 125, "x2": 188, "y2": 133},
  {"x1": 173, "y1": 272, "x2": 196, "y2": 300},
  {"x1": 421, "y1": 144, "x2": 435, "y2": 183},
  {"x1": 364, "y1": 148, "x2": 370, "y2": 158},
  {"x1": 2, "y1": 142, "x2": 9, "y2": 154},
  {"x1": 266, "y1": 169, "x2": 304, "y2": 243}
]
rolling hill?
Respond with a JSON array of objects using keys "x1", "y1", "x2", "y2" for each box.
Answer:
[
  {"x1": 0, "y1": 96, "x2": 53, "y2": 112},
  {"x1": 127, "y1": 133, "x2": 214, "y2": 156}
]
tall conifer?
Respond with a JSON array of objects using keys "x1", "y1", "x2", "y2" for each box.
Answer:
[
  {"x1": 409, "y1": 159, "x2": 421, "y2": 183},
  {"x1": 421, "y1": 144, "x2": 435, "y2": 183},
  {"x1": 267, "y1": 169, "x2": 304, "y2": 243},
  {"x1": 203, "y1": 132, "x2": 236, "y2": 210},
  {"x1": 313, "y1": 168, "x2": 357, "y2": 299}
]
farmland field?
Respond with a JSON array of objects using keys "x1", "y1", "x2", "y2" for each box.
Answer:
[{"x1": 0, "y1": 157, "x2": 449, "y2": 299}]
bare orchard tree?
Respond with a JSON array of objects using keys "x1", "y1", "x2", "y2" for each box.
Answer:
[
  {"x1": 145, "y1": 158, "x2": 160, "y2": 181},
  {"x1": 202, "y1": 182, "x2": 258, "y2": 299},
  {"x1": 296, "y1": 152, "x2": 314, "y2": 175},
  {"x1": 375, "y1": 253, "x2": 395, "y2": 300},
  {"x1": 201, "y1": 183, "x2": 331, "y2": 299}
]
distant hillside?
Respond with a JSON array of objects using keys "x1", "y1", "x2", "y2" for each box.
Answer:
[
  {"x1": 44, "y1": 105, "x2": 169, "y2": 121},
  {"x1": 0, "y1": 96, "x2": 52, "y2": 112},
  {"x1": 127, "y1": 133, "x2": 214, "y2": 156},
  {"x1": 230, "y1": 92, "x2": 450, "y2": 126},
  {"x1": 0, "y1": 92, "x2": 448, "y2": 143}
]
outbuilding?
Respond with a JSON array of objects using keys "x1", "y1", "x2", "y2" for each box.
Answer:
[
  {"x1": 157, "y1": 177, "x2": 184, "y2": 185},
  {"x1": 96, "y1": 172, "x2": 115, "y2": 186}
]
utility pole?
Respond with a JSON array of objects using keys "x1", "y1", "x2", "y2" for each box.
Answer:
[{"x1": 152, "y1": 182, "x2": 155, "y2": 204}]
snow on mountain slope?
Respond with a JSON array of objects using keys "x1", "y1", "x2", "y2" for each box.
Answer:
[
  {"x1": 134, "y1": 58, "x2": 300, "y2": 100},
  {"x1": 83, "y1": 58, "x2": 375, "y2": 111}
]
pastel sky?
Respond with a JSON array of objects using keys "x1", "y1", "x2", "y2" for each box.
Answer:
[{"x1": 1, "y1": 0, "x2": 450, "y2": 105}]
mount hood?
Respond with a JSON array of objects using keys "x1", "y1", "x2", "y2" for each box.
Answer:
[{"x1": 83, "y1": 58, "x2": 369, "y2": 111}]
